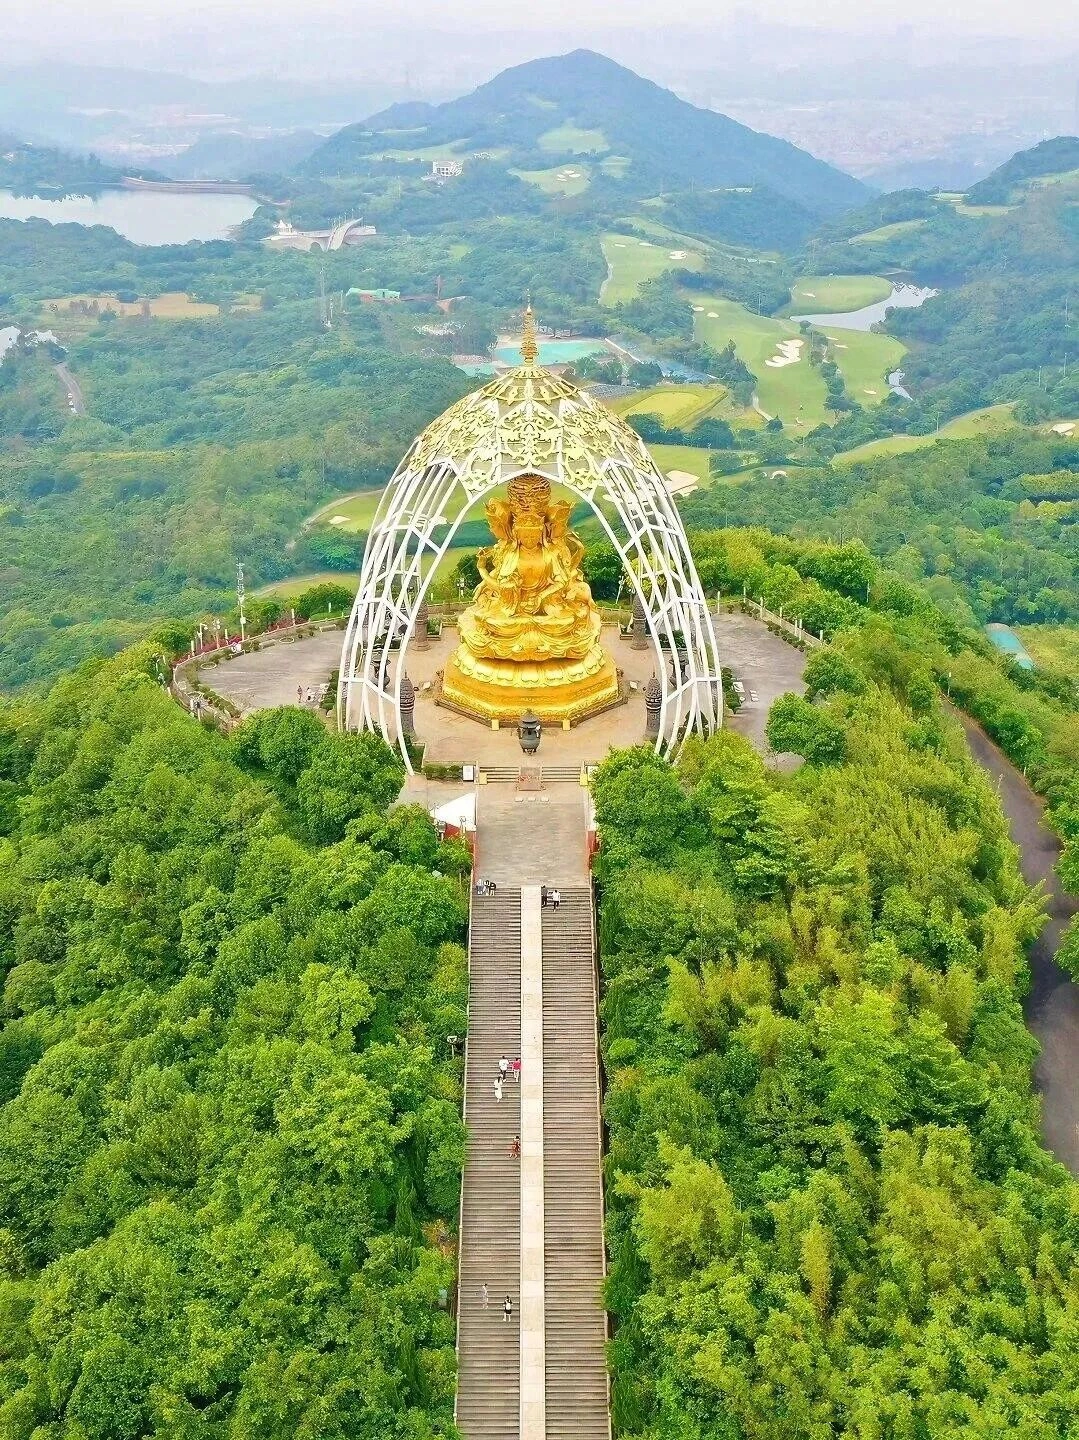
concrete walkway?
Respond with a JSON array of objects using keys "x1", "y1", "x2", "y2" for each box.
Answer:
[
  {"x1": 714, "y1": 608, "x2": 807, "y2": 755},
  {"x1": 457, "y1": 788, "x2": 607, "y2": 1440},
  {"x1": 519, "y1": 888, "x2": 545, "y2": 1440},
  {"x1": 203, "y1": 630, "x2": 342, "y2": 713}
]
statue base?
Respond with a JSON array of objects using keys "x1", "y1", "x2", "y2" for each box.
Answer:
[{"x1": 440, "y1": 640, "x2": 620, "y2": 724}]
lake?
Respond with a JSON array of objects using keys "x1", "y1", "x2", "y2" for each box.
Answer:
[
  {"x1": 0, "y1": 326, "x2": 59, "y2": 364},
  {"x1": 793, "y1": 282, "x2": 937, "y2": 332},
  {"x1": 0, "y1": 188, "x2": 258, "y2": 245}
]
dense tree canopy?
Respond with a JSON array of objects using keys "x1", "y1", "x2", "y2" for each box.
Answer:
[
  {"x1": 0, "y1": 649, "x2": 471, "y2": 1438},
  {"x1": 594, "y1": 626, "x2": 1077, "y2": 1437}
]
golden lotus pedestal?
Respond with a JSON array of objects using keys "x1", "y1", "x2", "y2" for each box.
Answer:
[{"x1": 440, "y1": 640, "x2": 620, "y2": 725}]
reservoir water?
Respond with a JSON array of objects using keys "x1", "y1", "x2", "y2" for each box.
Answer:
[
  {"x1": 792, "y1": 282, "x2": 937, "y2": 332},
  {"x1": 0, "y1": 326, "x2": 60, "y2": 364},
  {"x1": 0, "y1": 188, "x2": 258, "y2": 245}
]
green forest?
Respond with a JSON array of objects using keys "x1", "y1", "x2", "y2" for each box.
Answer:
[
  {"x1": 1, "y1": 52, "x2": 1079, "y2": 1439},
  {"x1": 686, "y1": 429, "x2": 1079, "y2": 627},
  {"x1": 594, "y1": 532, "x2": 1079, "y2": 1438},
  {"x1": 0, "y1": 647, "x2": 472, "y2": 1437}
]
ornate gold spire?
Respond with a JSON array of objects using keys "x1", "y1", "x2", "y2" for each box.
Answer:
[{"x1": 520, "y1": 302, "x2": 538, "y2": 366}]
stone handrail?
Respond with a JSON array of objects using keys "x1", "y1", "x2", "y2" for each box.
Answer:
[{"x1": 729, "y1": 597, "x2": 824, "y2": 648}]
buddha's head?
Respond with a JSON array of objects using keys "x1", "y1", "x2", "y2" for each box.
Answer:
[{"x1": 508, "y1": 473, "x2": 551, "y2": 518}]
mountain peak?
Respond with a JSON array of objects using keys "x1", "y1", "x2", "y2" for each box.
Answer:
[{"x1": 320, "y1": 50, "x2": 866, "y2": 216}]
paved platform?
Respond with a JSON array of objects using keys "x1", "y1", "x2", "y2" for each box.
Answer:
[
  {"x1": 197, "y1": 609, "x2": 806, "y2": 772},
  {"x1": 714, "y1": 608, "x2": 807, "y2": 758},
  {"x1": 200, "y1": 630, "x2": 343, "y2": 714},
  {"x1": 400, "y1": 627, "x2": 658, "y2": 768},
  {"x1": 476, "y1": 787, "x2": 593, "y2": 889}
]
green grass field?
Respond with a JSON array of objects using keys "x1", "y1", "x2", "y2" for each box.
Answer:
[
  {"x1": 600, "y1": 233, "x2": 704, "y2": 304},
  {"x1": 311, "y1": 489, "x2": 385, "y2": 532},
  {"x1": 789, "y1": 274, "x2": 892, "y2": 312},
  {"x1": 692, "y1": 298, "x2": 829, "y2": 428},
  {"x1": 646, "y1": 444, "x2": 714, "y2": 485},
  {"x1": 820, "y1": 327, "x2": 906, "y2": 403},
  {"x1": 1014, "y1": 624, "x2": 1079, "y2": 679},
  {"x1": 833, "y1": 404, "x2": 1019, "y2": 464},
  {"x1": 255, "y1": 572, "x2": 358, "y2": 603},
  {"x1": 512, "y1": 164, "x2": 591, "y2": 196},
  {"x1": 537, "y1": 124, "x2": 608, "y2": 154},
  {"x1": 614, "y1": 383, "x2": 726, "y2": 426},
  {"x1": 610, "y1": 381, "x2": 760, "y2": 432},
  {"x1": 848, "y1": 218, "x2": 928, "y2": 245},
  {"x1": 693, "y1": 297, "x2": 906, "y2": 429}
]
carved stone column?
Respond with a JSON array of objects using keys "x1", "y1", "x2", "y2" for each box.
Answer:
[
  {"x1": 645, "y1": 673, "x2": 662, "y2": 739},
  {"x1": 400, "y1": 673, "x2": 416, "y2": 737}
]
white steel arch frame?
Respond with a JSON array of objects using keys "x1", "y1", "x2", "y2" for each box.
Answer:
[{"x1": 338, "y1": 364, "x2": 722, "y2": 771}]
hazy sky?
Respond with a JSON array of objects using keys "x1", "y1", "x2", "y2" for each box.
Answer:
[{"x1": 4, "y1": 0, "x2": 1078, "y2": 66}]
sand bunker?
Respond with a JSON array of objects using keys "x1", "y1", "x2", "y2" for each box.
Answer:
[
  {"x1": 665, "y1": 470, "x2": 699, "y2": 495},
  {"x1": 639, "y1": 241, "x2": 653, "y2": 247},
  {"x1": 669, "y1": 250, "x2": 687, "y2": 259},
  {"x1": 707, "y1": 310, "x2": 719, "y2": 318},
  {"x1": 329, "y1": 515, "x2": 349, "y2": 526},
  {"x1": 1051, "y1": 421, "x2": 1076, "y2": 435},
  {"x1": 613, "y1": 242, "x2": 626, "y2": 247},
  {"x1": 765, "y1": 339, "x2": 804, "y2": 369},
  {"x1": 692, "y1": 305, "x2": 704, "y2": 312},
  {"x1": 863, "y1": 388, "x2": 878, "y2": 395}
]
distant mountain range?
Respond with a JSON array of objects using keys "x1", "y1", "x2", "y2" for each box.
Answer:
[{"x1": 305, "y1": 49, "x2": 868, "y2": 216}]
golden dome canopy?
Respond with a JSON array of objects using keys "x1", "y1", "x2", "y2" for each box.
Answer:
[{"x1": 403, "y1": 338, "x2": 664, "y2": 501}]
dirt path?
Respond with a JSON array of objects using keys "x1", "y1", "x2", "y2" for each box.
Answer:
[
  {"x1": 955, "y1": 713, "x2": 1079, "y2": 1174},
  {"x1": 55, "y1": 362, "x2": 85, "y2": 415}
]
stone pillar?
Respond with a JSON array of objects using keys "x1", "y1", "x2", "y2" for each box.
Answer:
[
  {"x1": 630, "y1": 592, "x2": 648, "y2": 650},
  {"x1": 413, "y1": 599, "x2": 430, "y2": 650},
  {"x1": 400, "y1": 673, "x2": 416, "y2": 737},
  {"x1": 645, "y1": 673, "x2": 662, "y2": 739}
]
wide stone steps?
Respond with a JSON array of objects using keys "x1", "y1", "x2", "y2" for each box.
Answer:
[
  {"x1": 479, "y1": 765, "x2": 587, "y2": 785},
  {"x1": 541, "y1": 888, "x2": 611, "y2": 1440},
  {"x1": 457, "y1": 888, "x2": 523, "y2": 1440}
]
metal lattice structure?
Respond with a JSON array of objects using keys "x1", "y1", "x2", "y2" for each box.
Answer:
[{"x1": 339, "y1": 350, "x2": 722, "y2": 770}]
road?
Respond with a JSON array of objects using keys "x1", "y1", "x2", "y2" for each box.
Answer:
[
  {"x1": 55, "y1": 362, "x2": 85, "y2": 415},
  {"x1": 956, "y1": 713, "x2": 1079, "y2": 1174}
]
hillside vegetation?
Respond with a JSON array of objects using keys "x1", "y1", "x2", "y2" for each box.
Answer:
[
  {"x1": 597, "y1": 526, "x2": 1079, "y2": 1437},
  {"x1": 307, "y1": 50, "x2": 867, "y2": 215},
  {"x1": 965, "y1": 135, "x2": 1079, "y2": 205},
  {"x1": 0, "y1": 649, "x2": 472, "y2": 1438}
]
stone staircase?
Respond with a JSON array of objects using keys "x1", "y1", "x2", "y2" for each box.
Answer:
[
  {"x1": 541, "y1": 887, "x2": 611, "y2": 1440},
  {"x1": 457, "y1": 887, "x2": 523, "y2": 1440},
  {"x1": 479, "y1": 765, "x2": 587, "y2": 785}
]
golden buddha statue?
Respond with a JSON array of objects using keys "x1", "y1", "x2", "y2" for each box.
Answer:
[{"x1": 441, "y1": 471, "x2": 619, "y2": 723}]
